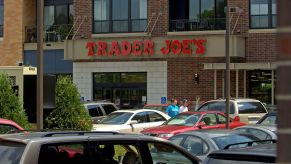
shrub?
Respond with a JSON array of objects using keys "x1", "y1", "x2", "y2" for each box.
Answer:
[
  {"x1": 44, "y1": 76, "x2": 92, "y2": 131},
  {"x1": 0, "y1": 74, "x2": 30, "y2": 129}
]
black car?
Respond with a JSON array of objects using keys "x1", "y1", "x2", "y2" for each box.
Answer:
[{"x1": 203, "y1": 143, "x2": 276, "y2": 164}]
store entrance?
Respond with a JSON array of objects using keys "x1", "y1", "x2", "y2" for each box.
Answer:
[
  {"x1": 102, "y1": 88, "x2": 146, "y2": 109},
  {"x1": 93, "y1": 72, "x2": 147, "y2": 109}
]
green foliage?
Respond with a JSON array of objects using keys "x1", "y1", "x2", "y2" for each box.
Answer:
[
  {"x1": 44, "y1": 76, "x2": 92, "y2": 131},
  {"x1": 0, "y1": 74, "x2": 30, "y2": 129}
]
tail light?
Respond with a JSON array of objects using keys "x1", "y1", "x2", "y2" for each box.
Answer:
[{"x1": 233, "y1": 116, "x2": 240, "y2": 122}]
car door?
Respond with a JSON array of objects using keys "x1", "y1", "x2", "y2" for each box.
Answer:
[
  {"x1": 130, "y1": 111, "x2": 150, "y2": 133},
  {"x1": 216, "y1": 113, "x2": 227, "y2": 129},
  {"x1": 199, "y1": 114, "x2": 219, "y2": 129}
]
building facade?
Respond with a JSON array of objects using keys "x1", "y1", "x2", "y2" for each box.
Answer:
[{"x1": 63, "y1": 0, "x2": 277, "y2": 108}]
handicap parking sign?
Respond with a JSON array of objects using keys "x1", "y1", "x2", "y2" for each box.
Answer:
[{"x1": 161, "y1": 97, "x2": 167, "y2": 104}]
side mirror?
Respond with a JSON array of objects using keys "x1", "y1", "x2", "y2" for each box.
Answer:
[
  {"x1": 129, "y1": 120, "x2": 138, "y2": 125},
  {"x1": 197, "y1": 121, "x2": 206, "y2": 129}
]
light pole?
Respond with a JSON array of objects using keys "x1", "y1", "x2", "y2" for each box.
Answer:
[
  {"x1": 36, "y1": 0, "x2": 44, "y2": 130},
  {"x1": 225, "y1": 5, "x2": 230, "y2": 129}
]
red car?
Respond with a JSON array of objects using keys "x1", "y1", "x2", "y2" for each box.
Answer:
[
  {"x1": 141, "y1": 111, "x2": 246, "y2": 139},
  {"x1": 0, "y1": 118, "x2": 24, "y2": 134}
]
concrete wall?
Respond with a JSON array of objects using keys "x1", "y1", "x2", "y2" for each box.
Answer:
[{"x1": 73, "y1": 61, "x2": 167, "y2": 104}]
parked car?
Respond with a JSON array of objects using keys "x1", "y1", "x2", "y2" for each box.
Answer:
[
  {"x1": 0, "y1": 131, "x2": 200, "y2": 164},
  {"x1": 92, "y1": 109, "x2": 170, "y2": 133},
  {"x1": 257, "y1": 112, "x2": 277, "y2": 125},
  {"x1": 197, "y1": 98, "x2": 268, "y2": 124},
  {"x1": 141, "y1": 111, "x2": 246, "y2": 139},
  {"x1": 83, "y1": 101, "x2": 119, "y2": 123},
  {"x1": 143, "y1": 104, "x2": 168, "y2": 113},
  {"x1": 234, "y1": 125, "x2": 277, "y2": 140},
  {"x1": 0, "y1": 118, "x2": 24, "y2": 134},
  {"x1": 168, "y1": 129, "x2": 261, "y2": 161},
  {"x1": 203, "y1": 143, "x2": 276, "y2": 164}
]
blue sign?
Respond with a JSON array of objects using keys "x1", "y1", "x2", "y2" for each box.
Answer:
[{"x1": 161, "y1": 97, "x2": 167, "y2": 104}]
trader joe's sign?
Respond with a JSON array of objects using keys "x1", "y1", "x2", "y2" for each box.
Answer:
[{"x1": 86, "y1": 39, "x2": 207, "y2": 57}]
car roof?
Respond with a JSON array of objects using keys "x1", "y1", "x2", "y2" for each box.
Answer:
[
  {"x1": 113, "y1": 109, "x2": 166, "y2": 114},
  {"x1": 144, "y1": 104, "x2": 168, "y2": 106},
  {"x1": 181, "y1": 111, "x2": 224, "y2": 115},
  {"x1": 179, "y1": 129, "x2": 244, "y2": 138},
  {"x1": 209, "y1": 143, "x2": 276, "y2": 157},
  {"x1": 83, "y1": 101, "x2": 114, "y2": 105},
  {"x1": 236, "y1": 125, "x2": 277, "y2": 133},
  {"x1": 204, "y1": 98, "x2": 261, "y2": 103},
  {"x1": 0, "y1": 131, "x2": 168, "y2": 145}
]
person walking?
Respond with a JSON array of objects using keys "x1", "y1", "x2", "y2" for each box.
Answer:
[
  {"x1": 179, "y1": 99, "x2": 189, "y2": 113},
  {"x1": 166, "y1": 98, "x2": 179, "y2": 117}
]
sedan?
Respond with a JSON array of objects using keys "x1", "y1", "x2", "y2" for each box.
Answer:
[
  {"x1": 92, "y1": 109, "x2": 170, "y2": 133},
  {"x1": 168, "y1": 129, "x2": 260, "y2": 161},
  {"x1": 141, "y1": 111, "x2": 246, "y2": 139},
  {"x1": 0, "y1": 118, "x2": 24, "y2": 134}
]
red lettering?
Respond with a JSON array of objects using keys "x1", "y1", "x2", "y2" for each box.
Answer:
[
  {"x1": 171, "y1": 40, "x2": 182, "y2": 55},
  {"x1": 132, "y1": 41, "x2": 143, "y2": 56},
  {"x1": 160, "y1": 40, "x2": 171, "y2": 55},
  {"x1": 182, "y1": 40, "x2": 192, "y2": 55},
  {"x1": 97, "y1": 42, "x2": 107, "y2": 56},
  {"x1": 143, "y1": 40, "x2": 154, "y2": 56},
  {"x1": 196, "y1": 39, "x2": 207, "y2": 55},
  {"x1": 109, "y1": 41, "x2": 121, "y2": 56},
  {"x1": 86, "y1": 42, "x2": 96, "y2": 56},
  {"x1": 121, "y1": 41, "x2": 131, "y2": 56}
]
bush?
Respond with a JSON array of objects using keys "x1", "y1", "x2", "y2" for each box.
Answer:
[
  {"x1": 44, "y1": 76, "x2": 92, "y2": 131},
  {"x1": 0, "y1": 74, "x2": 30, "y2": 129}
]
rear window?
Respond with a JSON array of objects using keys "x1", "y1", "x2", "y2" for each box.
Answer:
[
  {"x1": 87, "y1": 105, "x2": 104, "y2": 117},
  {"x1": 0, "y1": 141, "x2": 26, "y2": 164},
  {"x1": 101, "y1": 104, "x2": 117, "y2": 115},
  {"x1": 237, "y1": 102, "x2": 267, "y2": 114},
  {"x1": 198, "y1": 101, "x2": 235, "y2": 114}
]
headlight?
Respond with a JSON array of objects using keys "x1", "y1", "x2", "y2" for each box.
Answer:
[{"x1": 158, "y1": 133, "x2": 174, "y2": 138}]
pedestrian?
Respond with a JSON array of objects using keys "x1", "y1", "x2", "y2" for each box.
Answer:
[
  {"x1": 166, "y1": 98, "x2": 179, "y2": 117},
  {"x1": 179, "y1": 99, "x2": 189, "y2": 113}
]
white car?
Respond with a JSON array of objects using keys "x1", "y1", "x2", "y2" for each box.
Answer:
[{"x1": 92, "y1": 109, "x2": 170, "y2": 133}]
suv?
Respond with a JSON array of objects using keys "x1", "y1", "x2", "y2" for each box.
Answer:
[
  {"x1": 0, "y1": 131, "x2": 200, "y2": 164},
  {"x1": 203, "y1": 143, "x2": 276, "y2": 164},
  {"x1": 83, "y1": 101, "x2": 119, "y2": 123},
  {"x1": 197, "y1": 99, "x2": 268, "y2": 124}
]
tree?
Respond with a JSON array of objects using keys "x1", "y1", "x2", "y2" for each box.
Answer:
[
  {"x1": 0, "y1": 74, "x2": 30, "y2": 129},
  {"x1": 45, "y1": 76, "x2": 92, "y2": 131}
]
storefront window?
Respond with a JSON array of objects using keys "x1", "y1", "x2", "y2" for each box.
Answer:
[
  {"x1": 250, "y1": 0, "x2": 276, "y2": 28},
  {"x1": 249, "y1": 70, "x2": 276, "y2": 104}
]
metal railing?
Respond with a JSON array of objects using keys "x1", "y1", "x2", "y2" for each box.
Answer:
[
  {"x1": 25, "y1": 24, "x2": 73, "y2": 43},
  {"x1": 93, "y1": 19, "x2": 147, "y2": 33},
  {"x1": 169, "y1": 18, "x2": 226, "y2": 32},
  {"x1": 0, "y1": 25, "x2": 3, "y2": 37}
]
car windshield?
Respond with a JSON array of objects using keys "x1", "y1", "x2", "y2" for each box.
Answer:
[
  {"x1": 258, "y1": 115, "x2": 277, "y2": 125},
  {"x1": 212, "y1": 134, "x2": 258, "y2": 149},
  {"x1": 99, "y1": 112, "x2": 133, "y2": 125},
  {"x1": 0, "y1": 141, "x2": 26, "y2": 164},
  {"x1": 165, "y1": 114, "x2": 201, "y2": 126}
]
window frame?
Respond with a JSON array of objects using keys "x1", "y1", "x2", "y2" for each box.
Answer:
[
  {"x1": 92, "y1": 0, "x2": 148, "y2": 34},
  {"x1": 249, "y1": 0, "x2": 276, "y2": 29},
  {"x1": 44, "y1": 1, "x2": 74, "y2": 26},
  {"x1": 0, "y1": 0, "x2": 4, "y2": 37}
]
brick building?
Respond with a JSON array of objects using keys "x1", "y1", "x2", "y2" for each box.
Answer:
[
  {"x1": 0, "y1": 1, "x2": 276, "y2": 108},
  {"x1": 64, "y1": 0, "x2": 277, "y2": 108}
]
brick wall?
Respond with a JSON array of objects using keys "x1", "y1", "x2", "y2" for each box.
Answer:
[
  {"x1": 74, "y1": 0, "x2": 92, "y2": 39},
  {"x1": 147, "y1": 0, "x2": 168, "y2": 37},
  {"x1": 23, "y1": 0, "x2": 36, "y2": 43},
  {"x1": 0, "y1": 1, "x2": 24, "y2": 66}
]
